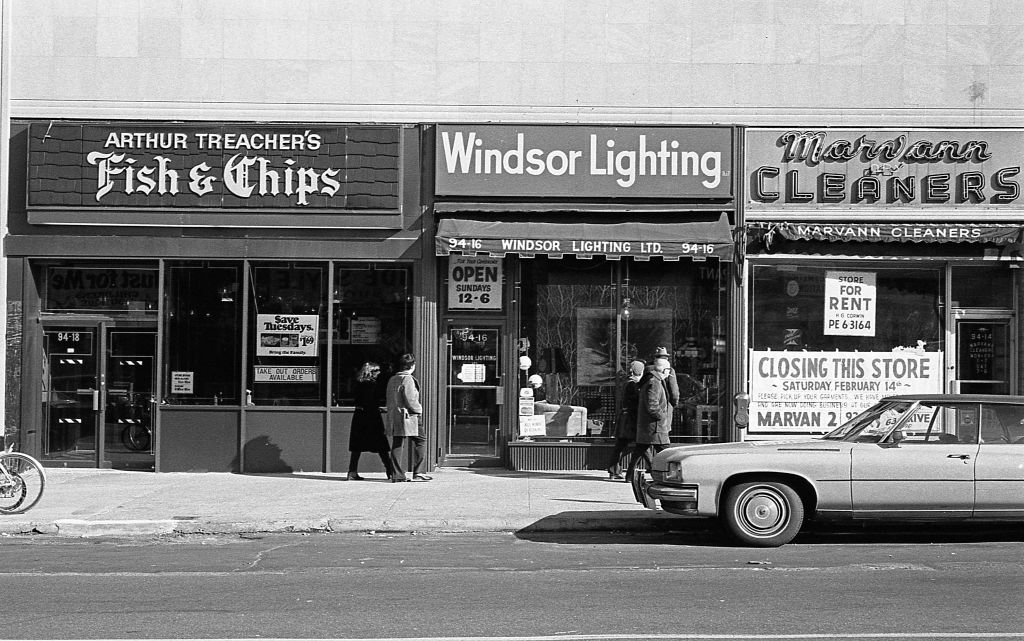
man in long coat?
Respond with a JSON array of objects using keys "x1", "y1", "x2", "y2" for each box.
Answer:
[
  {"x1": 626, "y1": 357, "x2": 672, "y2": 478},
  {"x1": 653, "y1": 346, "x2": 680, "y2": 408},
  {"x1": 385, "y1": 353, "x2": 430, "y2": 482}
]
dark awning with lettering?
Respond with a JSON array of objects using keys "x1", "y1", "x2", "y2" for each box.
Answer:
[
  {"x1": 764, "y1": 222, "x2": 1024, "y2": 244},
  {"x1": 435, "y1": 213, "x2": 734, "y2": 261}
]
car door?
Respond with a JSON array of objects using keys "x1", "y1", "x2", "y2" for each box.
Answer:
[
  {"x1": 851, "y1": 402, "x2": 977, "y2": 518},
  {"x1": 974, "y1": 403, "x2": 1024, "y2": 517}
]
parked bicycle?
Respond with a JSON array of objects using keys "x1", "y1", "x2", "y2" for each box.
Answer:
[{"x1": 0, "y1": 445, "x2": 46, "y2": 514}]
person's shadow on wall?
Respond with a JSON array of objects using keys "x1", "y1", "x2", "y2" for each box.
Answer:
[{"x1": 234, "y1": 436, "x2": 294, "y2": 473}]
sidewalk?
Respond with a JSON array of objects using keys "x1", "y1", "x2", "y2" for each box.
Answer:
[{"x1": 0, "y1": 467, "x2": 684, "y2": 537}]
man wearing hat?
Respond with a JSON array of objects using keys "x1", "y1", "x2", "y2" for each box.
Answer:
[
  {"x1": 627, "y1": 356, "x2": 673, "y2": 479},
  {"x1": 653, "y1": 347, "x2": 680, "y2": 410}
]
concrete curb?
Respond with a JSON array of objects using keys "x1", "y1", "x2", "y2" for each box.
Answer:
[{"x1": 0, "y1": 515, "x2": 685, "y2": 538}]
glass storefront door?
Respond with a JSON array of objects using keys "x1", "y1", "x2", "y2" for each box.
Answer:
[
  {"x1": 42, "y1": 323, "x2": 156, "y2": 470},
  {"x1": 103, "y1": 329, "x2": 157, "y2": 470},
  {"x1": 42, "y1": 326, "x2": 100, "y2": 464},
  {"x1": 446, "y1": 325, "x2": 503, "y2": 459},
  {"x1": 954, "y1": 317, "x2": 1012, "y2": 395}
]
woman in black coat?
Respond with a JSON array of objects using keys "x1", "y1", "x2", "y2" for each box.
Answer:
[
  {"x1": 606, "y1": 360, "x2": 645, "y2": 479},
  {"x1": 348, "y1": 362, "x2": 396, "y2": 480}
]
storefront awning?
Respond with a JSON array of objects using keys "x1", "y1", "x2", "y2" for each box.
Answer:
[
  {"x1": 763, "y1": 222, "x2": 1024, "y2": 245},
  {"x1": 436, "y1": 214, "x2": 734, "y2": 261}
]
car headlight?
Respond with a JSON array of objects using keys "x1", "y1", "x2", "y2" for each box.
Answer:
[{"x1": 666, "y1": 461, "x2": 683, "y2": 482}]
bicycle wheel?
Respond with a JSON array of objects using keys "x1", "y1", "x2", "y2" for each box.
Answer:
[
  {"x1": 121, "y1": 425, "x2": 151, "y2": 451},
  {"x1": 0, "y1": 452, "x2": 46, "y2": 514}
]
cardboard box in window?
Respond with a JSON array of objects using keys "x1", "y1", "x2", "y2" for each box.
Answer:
[{"x1": 534, "y1": 401, "x2": 587, "y2": 437}]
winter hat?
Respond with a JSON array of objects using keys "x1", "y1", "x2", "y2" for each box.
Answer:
[
  {"x1": 527, "y1": 374, "x2": 544, "y2": 387},
  {"x1": 629, "y1": 360, "x2": 645, "y2": 377}
]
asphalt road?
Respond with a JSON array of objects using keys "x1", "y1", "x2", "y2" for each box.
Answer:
[{"x1": 0, "y1": 526, "x2": 1022, "y2": 640}]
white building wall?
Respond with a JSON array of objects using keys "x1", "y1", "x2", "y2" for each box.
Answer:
[{"x1": 6, "y1": 0, "x2": 1024, "y2": 126}]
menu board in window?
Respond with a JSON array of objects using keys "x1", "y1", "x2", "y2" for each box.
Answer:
[{"x1": 449, "y1": 328, "x2": 499, "y2": 386}]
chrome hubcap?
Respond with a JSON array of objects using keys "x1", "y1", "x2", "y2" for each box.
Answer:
[{"x1": 739, "y1": 488, "x2": 787, "y2": 536}]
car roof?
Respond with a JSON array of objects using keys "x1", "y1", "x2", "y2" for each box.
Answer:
[{"x1": 881, "y1": 394, "x2": 1024, "y2": 404}]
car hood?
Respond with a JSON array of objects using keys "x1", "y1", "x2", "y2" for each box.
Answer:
[{"x1": 654, "y1": 439, "x2": 837, "y2": 462}]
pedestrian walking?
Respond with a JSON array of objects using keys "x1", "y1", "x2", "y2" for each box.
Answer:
[
  {"x1": 653, "y1": 346, "x2": 680, "y2": 408},
  {"x1": 606, "y1": 360, "x2": 644, "y2": 480},
  {"x1": 385, "y1": 353, "x2": 431, "y2": 482},
  {"x1": 626, "y1": 357, "x2": 673, "y2": 479},
  {"x1": 347, "y1": 362, "x2": 396, "y2": 481}
]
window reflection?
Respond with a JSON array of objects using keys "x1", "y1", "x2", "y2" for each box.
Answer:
[
  {"x1": 248, "y1": 263, "x2": 327, "y2": 406},
  {"x1": 332, "y1": 265, "x2": 412, "y2": 406},
  {"x1": 164, "y1": 263, "x2": 242, "y2": 405},
  {"x1": 519, "y1": 257, "x2": 726, "y2": 442}
]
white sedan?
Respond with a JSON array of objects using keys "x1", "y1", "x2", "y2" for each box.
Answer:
[{"x1": 634, "y1": 394, "x2": 1024, "y2": 547}]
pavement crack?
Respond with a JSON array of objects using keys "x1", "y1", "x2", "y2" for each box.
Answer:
[{"x1": 236, "y1": 541, "x2": 304, "y2": 572}]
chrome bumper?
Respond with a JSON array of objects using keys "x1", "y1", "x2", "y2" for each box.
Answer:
[
  {"x1": 631, "y1": 471, "x2": 698, "y2": 511},
  {"x1": 647, "y1": 483, "x2": 698, "y2": 503}
]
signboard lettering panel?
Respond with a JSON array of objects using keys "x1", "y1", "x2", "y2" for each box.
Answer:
[
  {"x1": 748, "y1": 349, "x2": 943, "y2": 434},
  {"x1": 28, "y1": 122, "x2": 400, "y2": 212},
  {"x1": 823, "y1": 270, "x2": 876, "y2": 336},
  {"x1": 448, "y1": 256, "x2": 502, "y2": 310},
  {"x1": 436, "y1": 125, "x2": 733, "y2": 198},
  {"x1": 256, "y1": 314, "x2": 319, "y2": 357},
  {"x1": 746, "y1": 128, "x2": 1024, "y2": 219}
]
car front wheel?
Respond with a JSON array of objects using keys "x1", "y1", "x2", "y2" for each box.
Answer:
[{"x1": 722, "y1": 481, "x2": 804, "y2": 547}]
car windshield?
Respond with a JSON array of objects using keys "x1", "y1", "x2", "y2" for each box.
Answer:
[{"x1": 821, "y1": 400, "x2": 916, "y2": 442}]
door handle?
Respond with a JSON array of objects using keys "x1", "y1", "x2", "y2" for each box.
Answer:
[
  {"x1": 946, "y1": 454, "x2": 971, "y2": 460},
  {"x1": 77, "y1": 388, "x2": 100, "y2": 411}
]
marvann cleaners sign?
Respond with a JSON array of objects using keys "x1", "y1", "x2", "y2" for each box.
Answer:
[
  {"x1": 746, "y1": 128, "x2": 1024, "y2": 219},
  {"x1": 435, "y1": 125, "x2": 733, "y2": 198}
]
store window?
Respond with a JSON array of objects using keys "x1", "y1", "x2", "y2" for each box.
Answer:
[
  {"x1": 164, "y1": 262, "x2": 243, "y2": 405},
  {"x1": 248, "y1": 263, "x2": 328, "y2": 406},
  {"x1": 331, "y1": 264, "x2": 413, "y2": 406},
  {"x1": 951, "y1": 265, "x2": 1013, "y2": 309},
  {"x1": 748, "y1": 265, "x2": 945, "y2": 435},
  {"x1": 42, "y1": 263, "x2": 158, "y2": 313},
  {"x1": 751, "y1": 265, "x2": 943, "y2": 352},
  {"x1": 520, "y1": 257, "x2": 727, "y2": 442}
]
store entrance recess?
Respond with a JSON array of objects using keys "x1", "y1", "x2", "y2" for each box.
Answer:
[
  {"x1": 953, "y1": 317, "x2": 1012, "y2": 395},
  {"x1": 445, "y1": 325, "x2": 503, "y2": 462},
  {"x1": 41, "y1": 324, "x2": 157, "y2": 470}
]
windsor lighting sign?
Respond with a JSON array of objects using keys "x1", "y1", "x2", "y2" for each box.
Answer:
[{"x1": 435, "y1": 125, "x2": 733, "y2": 198}]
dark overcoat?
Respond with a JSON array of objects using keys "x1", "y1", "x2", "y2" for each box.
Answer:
[
  {"x1": 350, "y1": 380, "x2": 391, "y2": 453},
  {"x1": 614, "y1": 378, "x2": 641, "y2": 440},
  {"x1": 637, "y1": 369, "x2": 672, "y2": 445}
]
